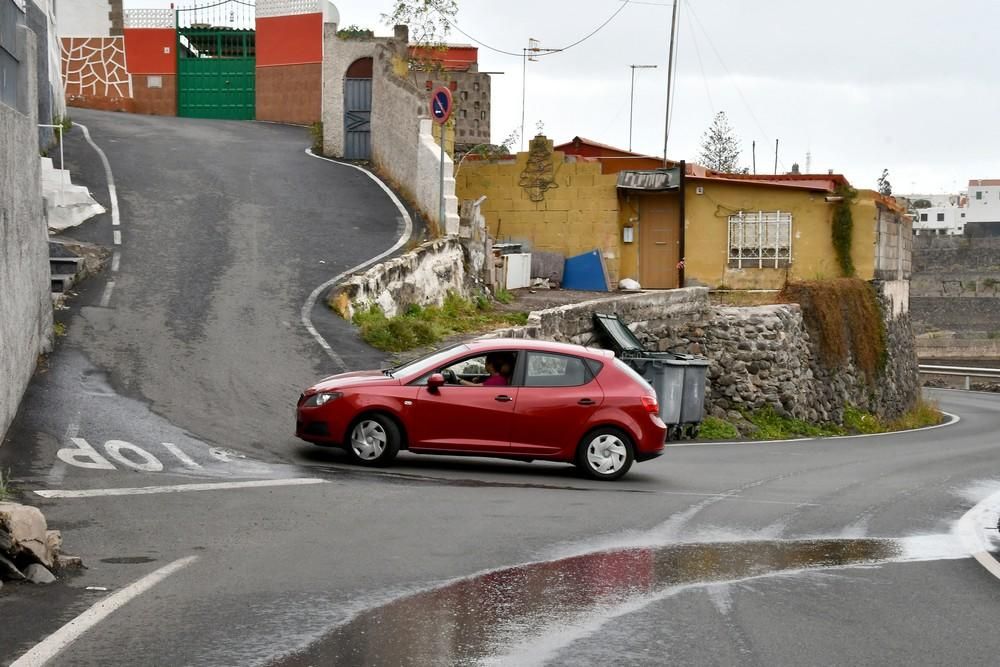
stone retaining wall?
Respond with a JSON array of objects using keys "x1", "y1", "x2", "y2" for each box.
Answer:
[
  {"x1": 489, "y1": 283, "x2": 919, "y2": 425},
  {"x1": 330, "y1": 237, "x2": 468, "y2": 320},
  {"x1": 1, "y1": 27, "x2": 53, "y2": 445}
]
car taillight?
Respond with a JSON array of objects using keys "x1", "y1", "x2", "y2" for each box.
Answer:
[{"x1": 641, "y1": 395, "x2": 659, "y2": 414}]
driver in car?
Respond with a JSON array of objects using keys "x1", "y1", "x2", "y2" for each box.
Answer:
[{"x1": 455, "y1": 353, "x2": 511, "y2": 386}]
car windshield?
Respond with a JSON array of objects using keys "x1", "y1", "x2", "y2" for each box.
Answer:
[{"x1": 386, "y1": 344, "x2": 469, "y2": 377}]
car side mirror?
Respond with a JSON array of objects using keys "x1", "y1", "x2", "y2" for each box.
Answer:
[{"x1": 427, "y1": 373, "x2": 445, "y2": 391}]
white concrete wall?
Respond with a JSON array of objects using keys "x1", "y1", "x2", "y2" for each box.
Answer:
[
  {"x1": 967, "y1": 181, "x2": 1000, "y2": 223},
  {"x1": 55, "y1": 0, "x2": 111, "y2": 37},
  {"x1": 416, "y1": 119, "x2": 459, "y2": 235},
  {"x1": 0, "y1": 25, "x2": 54, "y2": 444}
]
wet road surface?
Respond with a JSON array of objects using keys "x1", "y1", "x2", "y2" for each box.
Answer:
[{"x1": 5, "y1": 109, "x2": 1000, "y2": 665}]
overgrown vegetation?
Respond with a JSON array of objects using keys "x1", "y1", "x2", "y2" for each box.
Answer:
[
  {"x1": 746, "y1": 407, "x2": 844, "y2": 440},
  {"x1": 53, "y1": 322, "x2": 67, "y2": 337},
  {"x1": 831, "y1": 184, "x2": 857, "y2": 277},
  {"x1": 336, "y1": 25, "x2": 374, "y2": 39},
  {"x1": 780, "y1": 278, "x2": 886, "y2": 383},
  {"x1": 353, "y1": 292, "x2": 528, "y2": 352},
  {"x1": 0, "y1": 468, "x2": 11, "y2": 501},
  {"x1": 494, "y1": 287, "x2": 513, "y2": 304},
  {"x1": 698, "y1": 416, "x2": 739, "y2": 440},
  {"x1": 309, "y1": 121, "x2": 324, "y2": 154},
  {"x1": 699, "y1": 400, "x2": 943, "y2": 442}
]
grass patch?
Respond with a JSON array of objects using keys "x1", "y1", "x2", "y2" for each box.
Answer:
[
  {"x1": 0, "y1": 468, "x2": 11, "y2": 501},
  {"x1": 354, "y1": 292, "x2": 528, "y2": 352},
  {"x1": 494, "y1": 287, "x2": 514, "y2": 305},
  {"x1": 309, "y1": 122, "x2": 323, "y2": 154},
  {"x1": 698, "y1": 416, "x2": 739, "y2": 440},
  {"x1": 53, "y1": 322, "x2": 67, "y2": 337},
  {"x1": 887, "y1": 398, "x2": 943, "y2": 431},
  {"x1": 747, "y1": 407, "x2": 844, "y2": 440},
  {"x1": 842, "y1": 404, "x2": 887, "y2": 434}
]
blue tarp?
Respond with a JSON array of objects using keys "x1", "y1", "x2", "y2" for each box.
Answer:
[{"x1": 562, "y1": 250, "x2": 609, "y2": 291}]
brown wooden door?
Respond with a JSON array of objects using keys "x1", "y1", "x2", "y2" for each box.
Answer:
[{"x1": 638, "y1": 195, "x2": 681, "y2": 288}]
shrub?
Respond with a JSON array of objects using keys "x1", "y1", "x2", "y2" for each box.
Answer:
[
  {"x1": 698, "y1": 416, "x2": 739, "y2": 440},
  {"x1": 747, "y1": 407, "x2": 844, "y2": 440}
]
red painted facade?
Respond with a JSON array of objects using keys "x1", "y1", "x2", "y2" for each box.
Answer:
[
  {"x1": 409, "y1": 45, "x2": 478, "y2": 71},
  {"x1": 123, "y1": 28, "x2": 176, "y2": 74},
  {"x1": 256, "y1": 13, "x2": 323, "y2": 67}
]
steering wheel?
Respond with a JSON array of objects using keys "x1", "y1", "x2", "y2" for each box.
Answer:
[{"x1": 442, "y1": 368, "x2": 458, "y2": 384}]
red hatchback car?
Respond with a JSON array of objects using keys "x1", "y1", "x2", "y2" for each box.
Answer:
[{"x1": 296, "y1": 339, "x2": 667, "y2": 480}]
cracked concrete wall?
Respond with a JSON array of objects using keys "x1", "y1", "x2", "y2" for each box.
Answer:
[{"x1": 0, "y1": 26, "x2": 53, "y2": 444}]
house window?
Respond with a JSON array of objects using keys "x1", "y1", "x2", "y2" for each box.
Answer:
[
  {"x1": 480, "y1": 110, "x2": 487, "y2": 120},
  {"x1": 728, "y1": 211, "x2": 792, "y2": 268},
  {"x1": 977, "y1": 191, "x2": 983, "y2": 200},
  {"x1": 961, "y1": 212, "x2": 966, "y2": 218},
  {"x1": 919, "y1": 213, "x2": 928, "y2": 222},
  {"x1": 937, "y1": 213, "x2": 945, "y2": 221}
]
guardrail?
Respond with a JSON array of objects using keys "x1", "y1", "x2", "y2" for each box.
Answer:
[{"x1": 919, "y1": 364, "x2": 1000, "y2": 391}]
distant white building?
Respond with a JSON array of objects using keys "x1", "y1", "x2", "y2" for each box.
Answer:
[
  {"x1": 912, "y1": 204, "x2": 966, "y2": 236},
  {"x1": 966, "y1": 179, "x2": 1000, "y2": 236}
]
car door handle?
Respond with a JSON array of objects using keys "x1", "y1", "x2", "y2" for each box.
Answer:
[
  {"x1": 577, "y1": 398, "x2": 596, "y2": 405},
  {"x1": 495, "y1": 395, "x2": 513, "y2": 403}
]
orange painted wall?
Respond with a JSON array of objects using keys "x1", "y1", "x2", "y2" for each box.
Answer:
[
  {"x1": 123, "y1": 28, "x2": 176, "y2": 74},
  {"x1": 256, "y1": 14, "x2": 322, "y2": 67}
]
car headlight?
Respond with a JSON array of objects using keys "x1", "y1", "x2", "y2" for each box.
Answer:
[{"x1": 304, "y1": 391, "x2": 342, "y2": 407}]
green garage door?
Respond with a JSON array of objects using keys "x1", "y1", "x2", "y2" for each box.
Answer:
[{"x1": 177, "y1": 28, "x2": 255, "y2": 120}]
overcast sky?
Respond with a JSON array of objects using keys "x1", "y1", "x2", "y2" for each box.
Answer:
[{"x1": 123, "y1": 0, "x2": 1000, "y2": 194}]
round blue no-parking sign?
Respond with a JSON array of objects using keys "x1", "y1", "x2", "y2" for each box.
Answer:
[{"x1": 429, "y1": 86, "x2": 453, "y2": 125}]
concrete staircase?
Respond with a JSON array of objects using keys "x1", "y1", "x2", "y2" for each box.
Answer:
[{"x1": 41, "y1": 156, "x2": 105, "y2": 232}]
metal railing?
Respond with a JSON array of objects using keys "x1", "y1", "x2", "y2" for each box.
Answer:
[{"x1": 919, "y1": 364, "x2": 1000, "y2": 391}]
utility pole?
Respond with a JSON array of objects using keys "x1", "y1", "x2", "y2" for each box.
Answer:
[
  {"x1": 662, "y1": 0, "x2": 679, "y2": 167},
  {"x1": 629, "y1": 64, "x2": 657, "y2": 152},
  {"x1": 520, "y1": 38, "x2": 559, "y2": 151}
]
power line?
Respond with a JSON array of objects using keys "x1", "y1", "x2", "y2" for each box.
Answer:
[
  {"x1": 684, "y1": 2, "x2": 785, "y2": 171},
  {"x1": 430, "y1": 1, "x2": 636, "y2": 59},
  {"x1": 684, "y1": 6, "x2": 715, "y2": 117}
]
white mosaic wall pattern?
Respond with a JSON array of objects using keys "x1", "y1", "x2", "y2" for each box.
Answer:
[
  {"x1": 256, "y1": 0, "x2": 322, "y2": 18},
  {"x1": 62, "y1": 37, "x2": 133, "y2": 98},
  {"x1": 124, "y1": 8, "x2": 174, "y2": 29}
]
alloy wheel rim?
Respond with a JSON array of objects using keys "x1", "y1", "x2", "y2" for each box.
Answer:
[
  {"x1": 586, "y1": 434, "x2": 627, "y2": 474},
  {"x1": 351, "y1": 420, "x2": 387, "y2": 460}
]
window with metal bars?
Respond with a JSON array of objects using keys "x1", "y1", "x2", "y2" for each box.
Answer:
[{"x1": 728, "y1": 211, "x2": 793, "y2": 268}]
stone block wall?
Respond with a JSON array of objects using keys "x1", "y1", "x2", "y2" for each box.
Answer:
[
  {"x1": 330, "y1": 237, "x2": 467, "y2": 320},
  {"x1": 456, "y1": 140, "x2": 624, "y2": 283},
  {"x1": 488, "y1": 282, "x2": 919, "y2": 424},
  {"x1": 910, "y1": 235, "x2": 1000, "y2": 337},
  {"x1": 1, "y1": 25, "x2": 53, "y2": 443}
]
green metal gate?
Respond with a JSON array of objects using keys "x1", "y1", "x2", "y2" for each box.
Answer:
[{"x1": 176, "y1": 1, "x2": 255, "y2": 120}]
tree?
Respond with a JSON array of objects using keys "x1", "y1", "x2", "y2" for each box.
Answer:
[
  {"x1": 382, "y1": 0, "x2": 458, "y2": 47},
  {"x1": 877, "y1": 168, "x2": 892, "y2": 196},
  {"x1": 911, "y1": 199, "x2": 932, "y2": 209},
  {"x1": 698, "y1": 111, "x2": 745, "y2": 173}
]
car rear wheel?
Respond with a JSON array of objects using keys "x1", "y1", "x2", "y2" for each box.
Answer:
[
  {"x1": 347, "y1": 414, "x2": 400, "y2": 467},
  {"x1": 577, "y1": 428, "x2": 634, "y2": 481}
]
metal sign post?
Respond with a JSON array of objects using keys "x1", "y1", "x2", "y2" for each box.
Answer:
[{"x1": 429, "y1": 86, "x2": 453, "y2": 232}]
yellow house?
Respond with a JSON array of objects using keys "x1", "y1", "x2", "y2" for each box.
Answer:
[{"x1": 456, "y1": 137, "x2": 909, "y2": 291}]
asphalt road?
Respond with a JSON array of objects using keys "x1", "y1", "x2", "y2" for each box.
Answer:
[{"x1": 4, "y1": 110, "x2": 1000, "y2": 666}]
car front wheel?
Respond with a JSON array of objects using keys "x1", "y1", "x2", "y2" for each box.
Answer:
[
  {"x1": 577, "y1": 428, "x2": 634, "y2": 481},
  {"x1": 347, "y1": 414, "x2": 401, "y2": 467}
]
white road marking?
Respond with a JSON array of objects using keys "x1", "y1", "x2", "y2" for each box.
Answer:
[
  {"x1": 111, "y1": 251, "x2": 120, "y2": 273},
  {"x1": 9, "y1": 556, "x2": 197, "y2": 667},
  {"x1": 99, "y1": 280, "x2": 115, "y2": 308},
  {"x1": 161, "y1": 442, "x2": 202, "y2": 469},
  {"x1": 34, "y1": 478, "x2": 328, "y2": 499},
  {"x1": 665, "y1": 410, "x2": 961, "y2": 448},
  {"x1": 77, "y1": 122, "x2": 121, "y2": 228},
  {"x1": 958, "y1": 488, "x2": 1000, "y2": 581},
  {"x1": 301, "y1": 149, "x2": 414, "y2": 370},
  {"x1": 113, "y1": 230, "x2": 121, "y2": 245},
  {"x1": 103, "y1": 440, "x2": 164, "y2": 472}
]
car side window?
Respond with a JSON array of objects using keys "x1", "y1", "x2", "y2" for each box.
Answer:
[
  {"x1": 524, "y1": 353, "x2": 591, "y2": 387},
  {"x1": 412, "y1": 352, "x2": 518, "y2": 386}
]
